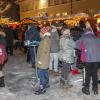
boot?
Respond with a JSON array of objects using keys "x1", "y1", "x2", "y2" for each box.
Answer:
[
  {"x1": 45, "y1": 84, "x2": 50, "y2": 89},
  {"x1": 60, "y1": 78, "x2": 65, "y2": 86},
  {"x1": 34, "y1": 88, "x2": 46, "y2": 95},
  {"x1": 92, "y1": 87, "x2": 98, "y2": 95},
  {"x1": 0, "y1": 76, "x2": 5, "y2": 87},
  {"x1": 82, "y1": 87, "x2": 90, "y2": 95},
  {"x1": 98, "y1": 80, "x2": 100, "y2": 84}
]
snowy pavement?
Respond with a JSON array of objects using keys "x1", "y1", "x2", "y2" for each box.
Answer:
[{"x1": 0, "y1": 52, "x2": 100, "y2": 100}]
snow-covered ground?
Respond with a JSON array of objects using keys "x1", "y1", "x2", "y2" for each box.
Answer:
[{"x1": 0, "y1": 51, "x2": 100, "y2": 100}]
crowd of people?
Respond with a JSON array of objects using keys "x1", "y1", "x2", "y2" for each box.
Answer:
[
  {"x1": 24, "y1": 20, "x2": 100, "y2": 95},
  {"x1": 0, "y1": 24, "x2": 25, "y2": 88},
  {"x1": 0, "y1": 19, "x2": 100, "y2": 96}
]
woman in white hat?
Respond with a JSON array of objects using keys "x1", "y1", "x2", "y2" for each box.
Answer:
[{"x1": 59, "y1": 25, "x2": 76, "y2": 88}]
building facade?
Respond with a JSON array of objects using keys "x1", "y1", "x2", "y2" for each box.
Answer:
[
  {"x1": 19, "y1": 0, "x2": 100, "y2": 20},
  {"x1": 0, "y1": 0, "x2": 20, "y2": 21}
]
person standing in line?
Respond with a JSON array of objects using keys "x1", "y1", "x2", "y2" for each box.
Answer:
[
  {"x1": 76, "y1": 22, "x2": 100, "y2": 95},
  {"x1": 49, "y1": 22, "x2": 60, "y2": 73},
  {"x1": 4, "y1": 25, "x2": 14, "y2": 56},
  {"x1": 96, "y1": 23, "x2": 100, "y2": 84},
  {"x1": 25, "y1": 24, "x2": 40, "y2": 68},
  {"x1": 59, "y1": 25, "x2": 76, "y2": 88},
  {"x1": 0, "y1": 25, "x2": 7, "y2": 87},
  {"x1": 34, "y1": 23, "x2": 51, "y2": 95}
]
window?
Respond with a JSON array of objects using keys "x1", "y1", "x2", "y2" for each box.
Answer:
[
  {"x1": 66, "y1": 0, "x2": 71, "y2": 3},
  {"x1": 54, "y1": 0, "x2": 60, "y2": 5},
  {"x1": 61, "y1": 0, "x2": 67, "y2": 4},
  {"x1": 48, "y1": 0, "x2": 54, "y2": 6}
]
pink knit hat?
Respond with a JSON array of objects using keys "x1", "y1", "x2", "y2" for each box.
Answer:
[{"x1": 40, "y1": 26, "x2": 50, "y2": 36}]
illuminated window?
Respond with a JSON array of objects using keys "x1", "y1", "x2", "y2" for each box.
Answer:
[
  {"x1": 61, "y1": 0, "x2": 67, "y2": 4},
  {"x1": 54, "y1": 0, "x2": 60, "y2": 5},
  {"x1": 39, "y1": 0, "x2": 48, "y2": 9},
  {"x1": 48, "y1": 0, "x2": 54, "y2": 6},
  {"x1": 40, "y1": 0, "x2": 47, "y2": 3},
  {"x1": 66, "y1": 0, "x2": 71, "y2": 3}
]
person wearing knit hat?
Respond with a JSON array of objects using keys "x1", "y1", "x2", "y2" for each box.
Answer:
[
  {"x1": 40, "y1": 26, "x2": 50, "y2": 37},
  {"x1": 59, "y1": 26, "x2": 76, "y2": 88},
  {"x1": 34, "y1": 24, "x2": 51, "y2": 95}
]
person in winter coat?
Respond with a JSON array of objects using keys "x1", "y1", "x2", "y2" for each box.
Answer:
[
  {"x1": 49, "y1": 22, "x2": 60, "y2": 73},
  {"x1": 0, "y1": 25, "x2": 7, "y2": 87},
  {"x1": 25, "y1": 24, "x2": 40, "y2": 68},
  {"x1": 59, "y1": 25, "x2": 76, "y2": 88},
  {"x1": 0, "y1": 25, "x2": 6, "y2": 47},
  {"x1": 76, "y1": 26, "x2": 100, "y2": 95},
  {"x1": 4, "y1": 25, "x2": 14, "y2": 56},
  {"x1": 96, "y1": 23, "x2": 100, "y2": 84},
  {"x1": 34, "y1": 24, "x2": 51, "y2": 95}
]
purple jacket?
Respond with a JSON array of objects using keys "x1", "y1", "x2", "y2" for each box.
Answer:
[{"x1": 76, "y1": 31, "x2": 100, "y2": 62}]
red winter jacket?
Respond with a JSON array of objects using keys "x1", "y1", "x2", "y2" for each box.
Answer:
[
  {"x1": 96, "y1": 30, "x2": 100, "y2": 38},
  {"x1": 0, "y1": 44, "x2": 7, "y2": 65}
]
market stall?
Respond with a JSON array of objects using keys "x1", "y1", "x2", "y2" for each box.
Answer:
[
  {"x1": 64, "y1": 13, "x2": 89, "y2": 27},
  {"x1": 45, "y1": 13, "x2": 89, "y2": 27},
  {"x1": 0, "y1": 16, "x2": 19, "y2": 29},
  {"x1": 20, "y1": 18, "x2": 37, "y2": 25}
]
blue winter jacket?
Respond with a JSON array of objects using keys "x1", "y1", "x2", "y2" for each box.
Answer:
[{"x1": 25, "y1": 26, "x2": 41, "y2": 42}]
